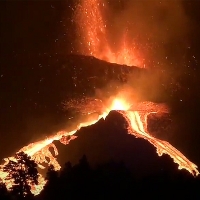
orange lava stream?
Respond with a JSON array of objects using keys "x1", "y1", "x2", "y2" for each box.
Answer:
[
  {"x1": 119, "y1": 110, "x2": 199, "y2": 176},
  {"x1": 0, "y1": 111, "x2": 108, "y2": 195},
  {"x1": 0, "y1": 99, "x2": 199, "y2": 196},
  {"x1": 75, "y1": 0, "x2": 141, "y2": 67}
]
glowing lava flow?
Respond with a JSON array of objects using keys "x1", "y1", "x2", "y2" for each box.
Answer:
[
  {"x1": 120, "y1": 111, "x2": 199, "y2": 176},
  {"x1": 75, "y1": 0, "x2": 141, "y2": 67},
  {"x1": 112, "y1": 100, "x2": 199, "y2": 176},
  {"x1": 0, "y1": 111, "x2": 108, "y2": 195},
  {"x1": 0, "y1": 98, "x2": 199, "y2": 196}
]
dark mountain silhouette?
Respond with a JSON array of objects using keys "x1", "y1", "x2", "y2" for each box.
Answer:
[{"x1": 54, "y1": 110, "x2": 180, "y2": 179}]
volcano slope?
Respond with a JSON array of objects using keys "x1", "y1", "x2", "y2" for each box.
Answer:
[
  {"x1": 50, "y1": 110, "x2": 200, "y2": 199},
  {"x1": 0, "y1": 54, "x2": 168, "y2": 160},
  {"x1": 55, "y1": 110, "x2": 172, "y2": 176}
]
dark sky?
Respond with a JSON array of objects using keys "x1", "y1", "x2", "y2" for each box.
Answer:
[
  {"x1": 0, "y1": 1, "x2": 73, "y2": 155},
  {"x1": 0, "y1": 0, "x2": 200, "y2": 174}
]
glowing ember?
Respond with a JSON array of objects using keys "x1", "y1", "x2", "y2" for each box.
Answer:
[
  {"x1": 75, "y1": 0, "x2": 142, "y2": 67},
  {"x1": 0, "y1": 110, "x2": 108, "y2": 195}
]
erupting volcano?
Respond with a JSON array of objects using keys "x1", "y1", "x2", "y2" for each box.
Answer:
[{"x1": 0, "y1": 0, "x2": 199, "y2": 196}]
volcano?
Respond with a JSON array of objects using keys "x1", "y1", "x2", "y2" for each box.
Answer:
[{"x1": 0, "y1": 53, "x2": 199, "y2": 196}]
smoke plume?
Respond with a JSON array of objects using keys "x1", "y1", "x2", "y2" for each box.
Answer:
[{"x1": 105, "y1": 0, "x2": 190, "y2": 68}]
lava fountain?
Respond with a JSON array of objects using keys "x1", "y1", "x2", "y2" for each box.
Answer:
[
  {"x1": 74, "y1": 0, "x2": 199, "y2": 175},
  {"x1": 75, "y1": 0, "x2": 142, "y2": 67}
]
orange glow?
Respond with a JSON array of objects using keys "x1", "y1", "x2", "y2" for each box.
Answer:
[
  {"x1": 110, "y1": 98, "x2": 131, "y2": 111},
  {"x1": 0, "y1": 98, "x2": 199, "y2": 195},
  {"x1": 75, "y1": 0, "x2": 142, "y2": 67},
  {"x1": 119, "y1": 110, "x2": 199, "y2": 176},
  {"x1": 0, "y1": 111, "x2": 108, "y2": 195}
]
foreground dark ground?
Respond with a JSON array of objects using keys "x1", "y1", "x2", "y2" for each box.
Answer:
[
  {"x1": 1, "y1": 154, "x2": 200, "y2": 200},
  {"x1": 39, "y1": 156, "x2": 200, "y2": 200}
]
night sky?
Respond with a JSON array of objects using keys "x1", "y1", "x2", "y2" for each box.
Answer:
[{"x1": 1, "y1": 0, "x2": 200, "y2": 174}]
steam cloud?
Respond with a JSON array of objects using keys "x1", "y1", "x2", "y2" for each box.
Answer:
[{"x1": 95, "y1": 0, "x2": 190, "y2": 103}]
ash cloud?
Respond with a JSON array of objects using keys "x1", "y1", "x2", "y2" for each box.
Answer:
[{"x1": 100, "y1": 0, "x2": 191, "y2": 102}]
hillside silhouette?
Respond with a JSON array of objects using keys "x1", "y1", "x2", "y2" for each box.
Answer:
[{"x1": 1, "y1": 152, "x2": 199, "y2": 200}]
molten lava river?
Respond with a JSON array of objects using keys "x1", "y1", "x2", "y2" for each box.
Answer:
[
  {"x1": 0, "y1": 0, "x2": 199, "y2": 196},
  {"x1": 0, "y1": 99, "x2": 199, "y2": 195}
]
